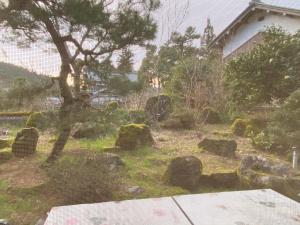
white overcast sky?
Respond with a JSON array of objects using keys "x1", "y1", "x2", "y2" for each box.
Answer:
[{"x1": 0, "y1": 0, "x2": 299, "y2": 75}]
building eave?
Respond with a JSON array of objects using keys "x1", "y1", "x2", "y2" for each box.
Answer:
[{"x1": 212, "y1": 1, "x2": 300, "y2": 47}]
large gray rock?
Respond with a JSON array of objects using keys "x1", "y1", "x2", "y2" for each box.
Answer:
[
  {"x1": 12, "y1": 128, "x2": 39, "y2": 157},
  {"x1": 127, "y1": 186, "x2": 144, "y2": 195},
  {"x1": 164, "y1": 156, "x2": 202, "y2": 190},
  {"x1": 198, "y1": 138, "x2": 237, "y2": 158},
  {"x1": 240, "y1": 155, "x2": 292, "y2": 177},
  {"x1": 239, "y1": 155, "x2": 300, "y2": 201},
  {"x1": 145, "y1": 95, "x2": 172, "y2": 122}
]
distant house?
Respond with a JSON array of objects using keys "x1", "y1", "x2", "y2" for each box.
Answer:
[{"x1": 213, "y1": 0, "x2": 300, "y2": 60}]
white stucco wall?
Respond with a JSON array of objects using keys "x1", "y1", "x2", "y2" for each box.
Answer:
[{"x1": 223, "y1": 12, "x2": 300, "y2": 57}]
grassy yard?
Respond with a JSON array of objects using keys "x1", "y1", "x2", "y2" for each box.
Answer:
[{"x1": 0, "y1": 123, "x2": 296, "y2": 225}]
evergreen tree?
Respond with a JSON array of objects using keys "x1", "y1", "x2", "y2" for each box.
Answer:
[
  {"x1": 201, "y1": 18, "x2": 216, "y2": 47},
  {"x1": 117, "y1": 48, "x2": 134, "y2": 74}
]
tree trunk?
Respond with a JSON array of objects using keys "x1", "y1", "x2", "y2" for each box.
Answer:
[
  {"x1": 47, "y1": 64, "x2": 73, "y2": 162},
  {"x1": 27, "y1": 3, "x2": 75, "y2": 162}
]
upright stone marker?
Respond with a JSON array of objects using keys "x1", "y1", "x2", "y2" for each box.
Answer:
[{"x1": 12, "y1": 128, "x2": 39, "y2": 157}]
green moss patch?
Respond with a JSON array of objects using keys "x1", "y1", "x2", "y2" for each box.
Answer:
[{"x1": 116, "y1": 124, "x2": 154, "y2": 150}]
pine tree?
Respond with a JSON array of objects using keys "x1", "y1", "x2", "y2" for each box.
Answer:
[
  {"x1": 0, "y1": 0, "x2": 160, "y2": 161},
  {"x1": 201, "y1": 18, "x2": 216, "y2": 48},
  {"x1": 117, "y1": 48, "x2": 134, "y2": 74}
]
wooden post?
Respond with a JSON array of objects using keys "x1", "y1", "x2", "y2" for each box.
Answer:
[{"x1": 292, "y1": 147, "x2": 298, "y2": 170}]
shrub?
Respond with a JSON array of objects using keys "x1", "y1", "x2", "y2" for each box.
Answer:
[
  {"x1": 115, "y1": 124, "x2": 154, "y2": 150},
  {"x1": 244, "y1": 124, "x2": 260, "y2": 138},
  {"x1": 47, "y1": 155, "x2": 120, "y2": 204},
  {"x1": 268, "y1": 89, "x2": 300, "y2": 151},
  {"x1": 225, "y1": 27, "x2": 300, "y2": 111},
  {"x1": 106, "y1": 101, "x2": 120, "y2": 113},
  {"x1": 162, "y1": 111, "x2": 195, "y2": 130},
  {"x1": 230, "y1": 119, "x2": 248, "y2": 137},
  {"x1": 26, "y1": 112, "x2": 46, "y2": 129},
  {"x1": 201, "y1": 107, "x2": 221, "y2": 124},
  {"x1": 128, "y1": 110, "x2": 148, "y2": 124},
  {"x1": 251, "y1": 131, "x2": 273, "y2": 151},
  {"x1": 72, "y1": 123, "x2": 109, "y2": 139},
  {"x1": 26, "y1": 111, "x2": 58, "y2": 130}
]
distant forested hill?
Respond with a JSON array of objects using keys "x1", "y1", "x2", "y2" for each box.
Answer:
[{"x1": 0, "y1": 62, "x2": 50, "y2": 88}]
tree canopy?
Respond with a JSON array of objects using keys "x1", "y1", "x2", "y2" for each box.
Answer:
[
  {"x1": 117, "y1": 48, "x2": 134, "y2": 74},
  {"x1": 0, "y1": 0, "x2": 160, "y2": 161}
]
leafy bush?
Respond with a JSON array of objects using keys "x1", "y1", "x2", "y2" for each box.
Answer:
[
  {"x1": 268, "y1": 89, "x2": 300, "y2": 150},
  {"x1": 128, "y1": 110, "x2": 148, "y2": 124},
  {"x1": 26, "y1": 112, "x2": 46, "y2": 129},
  {"x1": 251, "y1": 131, "x2": 273, "y2": 151},
  {"x1": 244, "y1": 124, "x2": 260, "y2": 138},
  {"x1": 26, "y1": 111, "x2": 58, "y2": 130},
  {"x1": 106, "y1": 101, "x2": 120, "y2": 112},
  {"x1": 47, "y1": 155, "x2": 120, "y2": 204},
  {"x1": 231, "y1": 118, "x2": 261, "y2": 137},
  {"x1": 201, "y1": 107, "x2": 221, "y2": 124},
  {"x1": 72, "y1": 123, "x2": 110, "y2": 139},
  {"x1": 108, "y1": 76, "x2": 142, "y2": 95},
  {"x1": 225, "y1": 27, "x2": 300, "y2": 111},
  {"x1": 230, "y1": 119, "x2": 249, "y2": 137},
  {"x1": 162, "y1": 111, "x2": 195, "y2": 130}
]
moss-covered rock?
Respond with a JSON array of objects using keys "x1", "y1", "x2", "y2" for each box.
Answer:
[
  {"x1": 12, "y1": 128, "x2": 39, "y2": 157},
  {"x1": 164, "y1": 156, "x2": 202, "y2": 190},
  {"x1": 115, "y1": 124, "x2": 154, "y2": 150},
  {"x1": 162, "y1": 111, "x2": 195, "y2": 130},
  {"x1": 198, "y1": 138, "x2": 237, "y2": 158},
  {"x1": 201, "y1": 107, "x2": 221, "y2": 124},
  {"x1": 145, "y1": 95, "x2": 172, "y2": 122}
]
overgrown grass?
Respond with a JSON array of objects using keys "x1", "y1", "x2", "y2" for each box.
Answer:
[
  {"x1": 0, "y1": 180, "x2": 51, "y2": 225},
  {"x1": 78, "y1": 136, "x2": 116, "y2": 152},
  {"x1": 117, "y1": 146, "x2": 189, "y2": 199}
]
